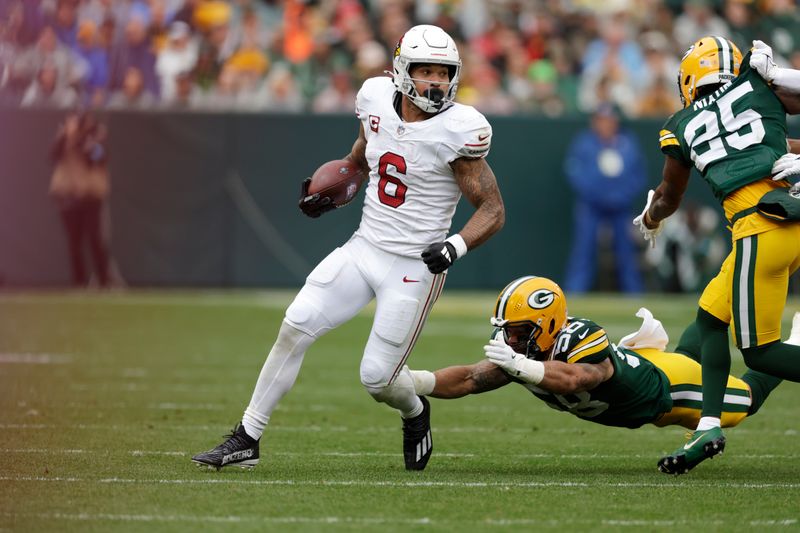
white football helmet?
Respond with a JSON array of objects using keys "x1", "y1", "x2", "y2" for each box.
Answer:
[{"x1": 392, "y1": 25, "x2": 461, "y2": 114}]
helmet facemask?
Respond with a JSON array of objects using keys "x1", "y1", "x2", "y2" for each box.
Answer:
[
  {"x1": 490, "y1": 276, "x2": 569, "y2": 362},
  {"x1": 498, "y1": 321, "x2": 547, "y2": 360}
]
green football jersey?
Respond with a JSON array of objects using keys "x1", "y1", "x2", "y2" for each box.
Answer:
[
  {"x1": 518, "y1": 317, "x2": 673, "y2": 429},
  {"x1": 659, "y1": 51, "x2": 788, "y2": 202}
]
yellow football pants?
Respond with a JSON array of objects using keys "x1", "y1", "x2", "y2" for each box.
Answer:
[
  {"x1": 699, "y1": 223, "x2": 800, "y2": 348},
  {"x1": 638, "y1": 349, "x2": 751, "y2": 429}
]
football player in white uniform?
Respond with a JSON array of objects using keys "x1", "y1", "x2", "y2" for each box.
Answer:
[{"x1": 192, "y1": 25, "x2": 505, "y2": 471}]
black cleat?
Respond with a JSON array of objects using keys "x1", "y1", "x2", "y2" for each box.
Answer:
[
  {"x1": 402, "y1": 396, "x2": 432, "y2": 471},
  {"x1": 192, "y1": 422, "x2": 259, "y2": 470}
]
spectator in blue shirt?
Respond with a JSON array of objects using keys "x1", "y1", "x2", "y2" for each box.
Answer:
[
  {"x1": 74, "y1": 19, "x2": 108, "y2": 107},
  {"x1": 563, "y1": 103, "x2": 646, "y2": 293},
  {"x1": 109, "y1": 7, "x2": 159, "y2": 96}
]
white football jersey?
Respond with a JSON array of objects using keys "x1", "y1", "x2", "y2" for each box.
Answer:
[{"x1": 353, "y1": 76, "x2": 492, "y2": 258}]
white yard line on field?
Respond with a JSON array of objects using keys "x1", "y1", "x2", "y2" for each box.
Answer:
[
  {"x1": 2, "y1": 449, "x2": 89, "y2": 454},
  {"x1": 4, "y1": 448, "x2": 799, "y2": 461},
  {"x1": 1, "y1": 512, "x2": 435, "y2": 525},
  {"x1": 2, "y1": 476, "x2": 800, "y2": 490},
  {"x1": 2, "y1": 512, "x2": 795, "y2": 528},
  {"x1": 0, "y1": 353, "x2": 72, "y2": 364},
  {"x1": 1, "y1": 422, "x2": 798, "y2": 436},
  {"x1": 0, "y1": 291, "x2": 298, "y2": 310}
]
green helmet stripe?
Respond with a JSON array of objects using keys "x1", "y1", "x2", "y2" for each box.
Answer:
[{"x1": 712, "y1": 35, "x2": 733, "y2": 76}]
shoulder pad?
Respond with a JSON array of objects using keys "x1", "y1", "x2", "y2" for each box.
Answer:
[
  {"x1": 444, "y1": 105, "x2": 492, "y2": 160},
  {"x1": 659, "y1": 128, "x2": 679, "y2": 149},
  {"x1": 356, "y1": 77, "x2": 394, "y2": 119},
  {"x1": 551, "y1": 317, "x2": 610, "y2": 364},
  {"x1": 658, "y1": 112, "x2": 685, "y2": 157}
]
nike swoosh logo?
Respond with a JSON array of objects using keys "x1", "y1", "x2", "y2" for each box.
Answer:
[
  {"x1": 403, "y1": 276, "x2": 420, "y2": 283},
  {"x1": 578, "y1": 331, "x2": 589, "y2": 340},
  {"x1": 478, "y1": 133, "x2": 489, "y2": 141},
  {"x1": 684, "y1": 434, "x2": 704, "y2": 450}
]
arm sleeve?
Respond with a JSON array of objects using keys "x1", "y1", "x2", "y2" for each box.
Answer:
[
  {"x1": 773, "y1": 67, "x2": 800, "y2": 94},
  {"x1": 743, "y1": 49, "x2": 800, "y2": 94}
]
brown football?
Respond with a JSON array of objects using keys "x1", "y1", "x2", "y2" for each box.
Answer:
[{"x1": 308, "y1": 159, "x2": 365, "y2": 207}]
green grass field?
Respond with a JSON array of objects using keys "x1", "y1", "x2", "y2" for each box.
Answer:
[{"x1": 1, "y1": 290, "x2": 799, "y2": 532}]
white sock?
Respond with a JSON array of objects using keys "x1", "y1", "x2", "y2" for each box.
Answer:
[
  {"x1": 786, "y1": 312, "x2": 800, "y2": 346},
  {"x1": 242, "y1": 320, "x2": 315, "y2": 440},
  {"x1": 394, "y1": 368, "x2": 424, "y2": 419},
  {"x1": 696, "y1": 416, "x2": 721, "y2": 431}
]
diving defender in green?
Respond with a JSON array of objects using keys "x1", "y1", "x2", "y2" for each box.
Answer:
[
  {"x1": 635, "y1": 36, "x2": 800, "y2": 475},
  {"x1": 407, "y1": 277, "x2": 792, "y2": 464}
]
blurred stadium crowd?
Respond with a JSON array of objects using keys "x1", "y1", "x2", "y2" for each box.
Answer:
[{"x1": 0, "y1": 0, "x2": 799, "y2": 116}]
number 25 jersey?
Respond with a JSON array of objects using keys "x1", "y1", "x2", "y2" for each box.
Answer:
[
  {"x1": 354, "y1": 77, "x2": 492, "y2": 258},
  {"x1": 658, "y1": 51, "x2": 789, "y2": 239},
  {"x1": 659, "y1": 51, "x2": 787, "y2": 202}
]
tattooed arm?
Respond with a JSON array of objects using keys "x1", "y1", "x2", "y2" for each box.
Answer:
[
  {"x1": 429, "y1": 360, "x2": 513, "y2": 398},
  {"x1": 536, "y1": 358, "x2": 613, "y2": 395},
  {"x1": 426, "y1": 357, "x2": 613, "y2": 399},
  {"x1": 450, "y1": 157, "x2": 505, "y2": 249},
  {"x1": 344, "y1": 124, "x2": 370, "y2": 175}
]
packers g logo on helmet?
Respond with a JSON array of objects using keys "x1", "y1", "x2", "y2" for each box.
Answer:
[
  {"x1": 490, "y1": 276, "x2": 568, "y2": 358},
  {"x1": 678, "y1": 35, "x2": 742, "y2": 107},
  {"x1": 528, "y1": 289, "x2": 555, "y2": 309}
]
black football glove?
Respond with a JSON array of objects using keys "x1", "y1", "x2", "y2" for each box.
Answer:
[
  {"x1": 298, "y1": 177, "x2": 336, "y2": 218},
  {"x1": 421, "y1": 241, "x2": 457, "y2": 274}
]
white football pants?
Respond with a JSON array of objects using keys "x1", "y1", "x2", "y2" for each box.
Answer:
[{"x1": 243, "y1": 235, "x2": 445, "y2": 439}]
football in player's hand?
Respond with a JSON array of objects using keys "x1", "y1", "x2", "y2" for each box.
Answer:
[{"x1": 308, "y1": 159, "x2": 365, "y2": 207}]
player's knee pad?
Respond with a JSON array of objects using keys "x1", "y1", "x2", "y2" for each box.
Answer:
[
  {"x1": 284, "y1": 291, "x2": 325, "y2": 337},
  {"x1": 363, "y1": 383, "x2": 390, "y2": 403},
  {"x1": 274, "y1": 318, "x2": 316, "y2": 352},
  {"x1": 360, "y1": 357, "x2": 392, "y2": 393},
  {"x1": 362, "y1": 368, "x2": 415, "y2": 404},
  {"x1": 374, "y1": 294, "x2": 420, "y2": 347}
]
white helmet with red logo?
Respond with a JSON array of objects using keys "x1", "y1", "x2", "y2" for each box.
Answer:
[{"x1": 392, "y1": 25, "x2": 461, "y2": 113}]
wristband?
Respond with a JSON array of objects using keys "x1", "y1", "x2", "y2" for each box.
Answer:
[
  {"x1": 445, "y1": 234, "x2": 468, "y2": 260},
  {"x1": 409, "y1": 370, "x2": 436, "y2": 396},
  {"x1": 518, "y1": 358, "x2": 545, "y2": 385}
]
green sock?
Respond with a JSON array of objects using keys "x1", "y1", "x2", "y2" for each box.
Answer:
[
  {"x1": 675, "y1": 321, "x2": 702, "y2": 362},
  {"x1": 741, "y1": 369, "x2": 782, "y2": 416},
  {"x1": 696, "y1": 308, "x2": 731, "y2": 419},
  {"x1": 742, "y1": 342, "x2": 800, "y2": 382}
]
